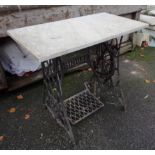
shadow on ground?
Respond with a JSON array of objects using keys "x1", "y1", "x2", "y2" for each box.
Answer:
[{"x1": 1, "y1": 47, "x2": 155, "y2": 149}]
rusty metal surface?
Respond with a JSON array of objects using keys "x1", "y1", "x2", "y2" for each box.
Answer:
[{"x1": 0, "y1": 5, "x2": 146, "y2": 38}]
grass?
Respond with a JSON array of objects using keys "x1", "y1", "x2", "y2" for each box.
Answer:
[
  {"x1": 62, "y1": 70, "x2": 92, "y2": 99},
  {"x1": 127, "y1": 47, "x2": 155, "y2": 62}
]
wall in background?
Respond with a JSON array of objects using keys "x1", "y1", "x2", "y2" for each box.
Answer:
[{"x1": 0, "y1": 5, "x2": 147, "y2": 38}]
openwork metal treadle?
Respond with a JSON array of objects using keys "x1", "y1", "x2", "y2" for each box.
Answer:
[{"x1": 64, "y1": 89, "x2": 104, "y2": 124}]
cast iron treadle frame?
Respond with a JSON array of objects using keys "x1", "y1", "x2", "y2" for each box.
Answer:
[{"x1": 41, "y1": 37, "x2": 125, "y2": 144}]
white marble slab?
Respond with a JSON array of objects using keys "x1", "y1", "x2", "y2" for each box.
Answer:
[
  {"x1": 140, "y1": 14, "x2": 155, "y2": 25},
  {"x1": 7, "y1": 12, "x2": 148, "y2": 62},
  {"x1": 149, "y1": 10, "x2": 155, "y2": 16}
]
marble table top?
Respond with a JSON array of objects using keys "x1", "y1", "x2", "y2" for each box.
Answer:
[{"x1": 7, "y1": 12, "x2": 148, "y2": 62}]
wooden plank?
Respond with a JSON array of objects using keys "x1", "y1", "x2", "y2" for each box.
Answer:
[
  {"x1": 7, "y1": 70, "x2": 42, "y2": 91},
  {"x1": 7, "y1": 64, "x2": 87, "y2": 91},
  {"x1": 0, "y1": 62, "x2": 7, "y2": 90}
]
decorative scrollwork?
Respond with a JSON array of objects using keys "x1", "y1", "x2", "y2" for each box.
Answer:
[{"x1": 42, "y1": 58, "x2": 75, "y2": 143}]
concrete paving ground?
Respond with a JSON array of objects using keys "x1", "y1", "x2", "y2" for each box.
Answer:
[{"x1": 1, "y1": 47, "x2": 155, "y2": 150}]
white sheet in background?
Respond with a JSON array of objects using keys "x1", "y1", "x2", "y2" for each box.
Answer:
[
  {"x1": 0, "y1": 38, "x2": 41, "y2": 76},
  {"x1": 148, "y1": 10, "x2": 155, "y2": 16},
  {"x1": 140, "y1": 14, "x2": 155, "y2": 26},
  {"x1": 142, "y1": 29, "x2": 155, "y2": 47}
]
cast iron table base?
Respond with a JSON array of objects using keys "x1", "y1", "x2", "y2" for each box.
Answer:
[{"x1": 41, "y1": 37, "x2": 125, "y2": 144}]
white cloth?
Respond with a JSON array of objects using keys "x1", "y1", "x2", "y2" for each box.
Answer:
[
  {"x1": 0, "y1": 38, "x2": 40, "y2": 76},
  {"x1": 140, "y1": 14, "x2": 155, "y2": 26},
  {"x1": 148, "y1": 10, "x2": 155, "y2": 16}
]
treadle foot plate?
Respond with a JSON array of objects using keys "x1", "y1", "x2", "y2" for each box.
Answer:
[{"x1": 64, "y1": 89, "x2": 104, "y2": 124}]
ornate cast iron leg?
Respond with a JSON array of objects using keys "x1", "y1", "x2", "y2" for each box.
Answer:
[
  {"x1": 87, "y1": 37, "x2": 126, "y2": 110},
  {"x1": 41, "y1": 58, "x2": 75, "y2": 144},
  {"x1": 86, "y1": 42, "x2": 115, "y2": 96}
]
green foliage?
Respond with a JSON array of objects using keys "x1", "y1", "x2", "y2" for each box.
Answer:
[
  {"x1": 127, "y1": 47, "x2": 155, "y2": 62},
  {"x1": 62, "y1": 70, "x2": 92, "y2": 99}
]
